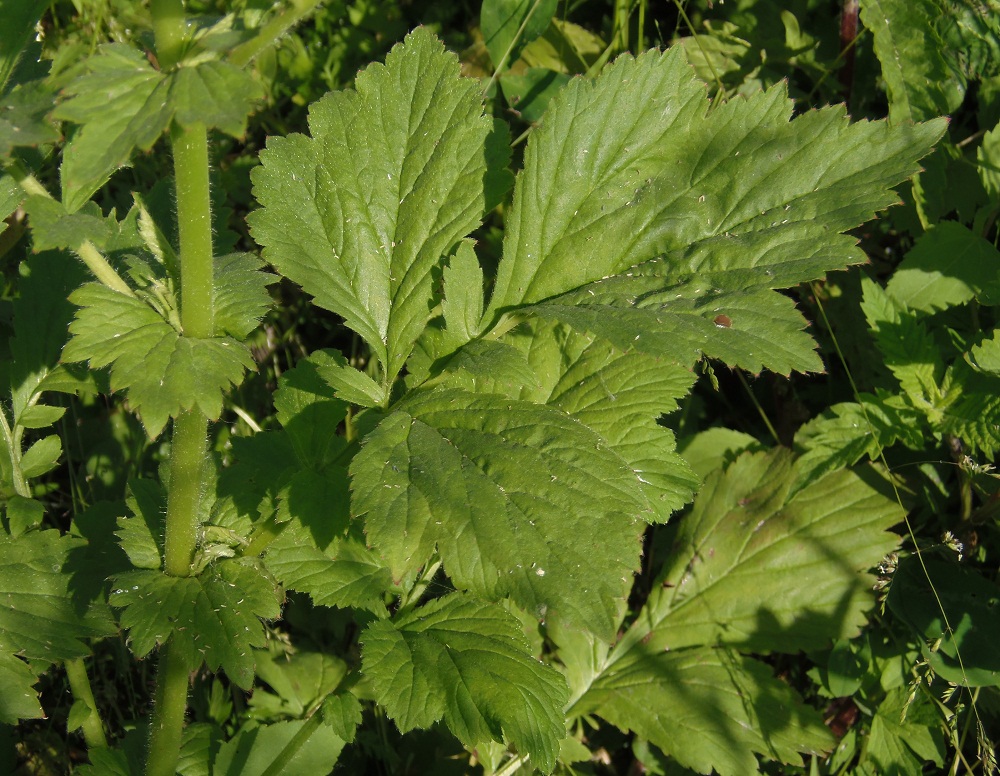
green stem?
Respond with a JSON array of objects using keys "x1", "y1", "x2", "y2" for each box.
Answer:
[
  {"x1": 163, "y1": 410, "x2": 207, "y2": 577},
  {"x1": 483, "y1": 0, "x2": 547, "y2": 96},
  {"x1": 258, "y1": 712, "x2": 324, "y2": 776},
  {"x1": 228, "y1": 0, "x2": 324, "y2": 68},
  {"x1": 64, "y1": 657, "x2": 107, "y2": 748},
  {"x1": 146, "y1": 644, "x2": 190, "y2": 776},
  {"x1": 171, "y1": 122, "x2": 214, "y2": 339},
  {"x1": 151, "y1": 0, "x2": 187, "y2": 69},
  {"x1": 0, "y1": 407, "x2": 29, "y2": 497}
]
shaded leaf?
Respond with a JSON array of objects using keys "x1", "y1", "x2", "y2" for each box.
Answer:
[
  {"x1": 887, "y1": 222, "x2": 1000, "y2": 312},
  {"x1": 214, "y1": 719, "x2": 345, "y2": 776},
  {"x1": 481, "y1": 0, "x2": 558, "y2": 69},
  {"x1": 361, "y1": 593, "x2": 568, "y2": 772},
  {"x1": 859, "y1": 0, "x2": 964, "y2": 124},
  {"x1": 581, "y1": 645, "x2": 832, "y2": 776},
  {"x1": 627, "y1": 450, "x2": 902, "y2": 653}
]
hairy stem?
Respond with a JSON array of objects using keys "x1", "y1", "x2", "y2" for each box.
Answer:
[
  {"x1": 64, "y1": 657, "x2": 107, "y2": 748},
  {"x1": 228, "y1": 0, "x2": 324, "y2": 68},
  {"x1": 146, "y1": 645, "x2": 191, "y2": 776},
  {"x1": 171, "y1": 122, "x2": 214, "y2": 339},
  {"x1": 163, "y1": 410, "x2": 208, "y2": 576},
  {"x1": 150, "y1": 0, "x2": 187, "y2": 69}
]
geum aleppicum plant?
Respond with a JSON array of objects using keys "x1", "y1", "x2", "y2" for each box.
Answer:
[
  {"x1": 0, "y1": 5, "x2": 947, "y2": 775},
  {"x1": 243, "y1": 24, "x2": 945, "y2": 774}
]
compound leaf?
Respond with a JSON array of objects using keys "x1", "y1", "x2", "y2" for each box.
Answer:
[
  {"x1": 249, "y1": 28, "x2": 494, "y2": 381},
  {"x1": 361, "y1": 593, "x2": 568, "y2": 772},
  {"x1": 62, "y1": 283, "x2": 255, "y2": 438},
  {"x1": 55, "y1": 46, "x2": 262, "y2": 211},
  {"x1": 351, "y1": 389, "x2": 648, "y2": 638},
  {"x1": 112, "y1": 558, "x2": 281, "y2": 689}
]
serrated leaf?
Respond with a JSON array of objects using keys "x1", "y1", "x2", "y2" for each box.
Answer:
[
  {"x1": 580, "y1": 645, "x2": 832, "y2": 776},
  {"x1": 54, "y1": 46, "x2": 263, "y2": 211},
  {"x1": 167, "y1": 61, "x2": 263, "y2": 137},
  {"x1": 859, "y1": 0, "x2": 964, "y2": 124},
  {"x1": 116, "y1": 479, "x2": 166, "y2": 570},
  {"x1": 62, "y1": 283, "x2": 255, "y2": 438},
  {"x1": 178, "y1": 723, "x2": 222, "y2": 776},
  {"x1": 249, "y1": 28, "x2": 495, "y2": 381},
  {"x1": 442, "y1": 240, "x2": 484, "y2": 341},
  {"x1": 111, "y1": 558, "x2": 281, "y2": 689},
  {"x1": 274, "y1": 353, "x2": 351, "y2": 467},
  {"x1": 213, "y1": 719, "x2": 345, "y2": 776},
  {"x1": 23, "y1": 196, "x2": 113, "y2": 251},
  {"x1": 627, "y1": 450, "x2": 902, "y2": 653},
  {"x1": 361, "y1": 593, "x2": 568, "y2": 772},
  {"x1": 481, "y1": 0, "x2": 558, "y2": 69},
  {"x1": 73, "y1": 747, "x2": 132, "y2": 776},
  {"x1": 54, "y1": 44, "x2": 171, "y2": 212},
  {"x1": 793, "y1": 392, "x2": 925, "y2": 489},
  {"x1": 5, "y1": 495, "x2": 44, "y2": 537},
  {"x1": 322, "y1": 693, "x2": 362, "y2": 743},
  {"x1": 16, "y1": 404, "x2": 66, "y2": 429},
  {"x1": 351, "y1": 389, "x2": 648, "y2": 638},
  {"x1": 887, "y1": 222, "x2": 1000, "y2": 312},
  {"x1": 865, "y1": 687, "x2": 946, "y2": 771},
  {"x1": 251, "y1": 650, "x2": 347, "y2": 719},
  {"x1": 860, "y1": 278, "x2": 944, "y2": 410},
  {"x1": 0, "y1": 650, "x2": 43, "y2": 722},
  {"x1": 979, "y1": 121, "x2": 1000, "y2": 198},
  {"x1": 0, "y1": 79, "x2": 60, "y2": 157},
  {"x1": 264, "y1": 521, "x2": 390, "y2": 616},
  {"x1": 213, "y1": 253, "x2": 275, "y2": 340},
  {"x1": 486, "y1": 46, "x2": 944, "y2": 325},
  {"x1": 531, "y1": 282, "x2": 822, "y2": 375},
  {"x1": 938, "y1": 360, "x2": 1000, "y2": 455},
  {"x1": 307, "y1": 349, "x2": 386, "y2": 409},
  {"x1": 20, "y1": 434, "x2": 61, "y2": 478},
  {"x1": 511, "y1": 321, "x2": 698, "y2": 519}
]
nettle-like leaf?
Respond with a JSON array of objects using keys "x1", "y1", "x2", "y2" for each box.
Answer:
[
  {"x1": 0, "y1": 530, "x2": 116, "y2": 722},
  {"x1": 859, "y1": 0, "x2": 965, "y2": 124},
  {"x1": 61, "y1": 283, "x2": 256, "y2": 438},
  {"x1": 482, "y1": 46, "x2": 943, "y2": 373},
  {"x1": 361, "y1": 592, "x2": 568, "y2": 772},
  {"x1": 111, "y1": 558, "x2": 281, "y2": 689},
  {"x1": 54, "y1": 44, "x2": 263, "y2": 211},
  {"x1": 561, "y1": 449, "x2": 902, "y2": 773},
  {"x1": 351, "y1": 389, "x2": 648, "y2": 638},
  {"x1": 249, "y1": 27, "x2": 496, "y2": 383}
]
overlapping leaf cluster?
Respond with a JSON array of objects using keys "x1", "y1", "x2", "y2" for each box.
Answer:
[{"x1": 246, "y1": 27, "x2": 943, "y2": 771}]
